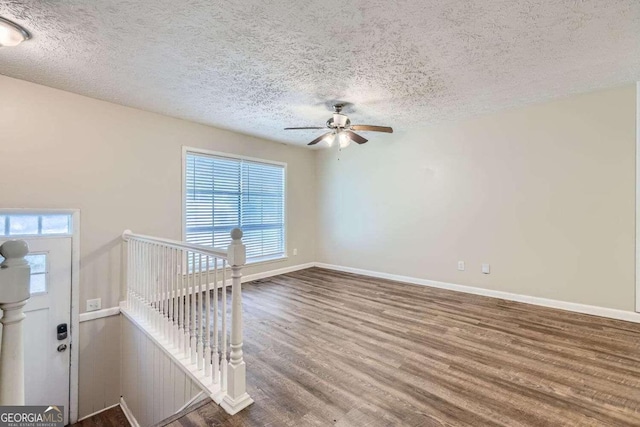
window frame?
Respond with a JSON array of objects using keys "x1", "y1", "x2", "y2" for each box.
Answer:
[
  {"x1": 182, "y1": 146, "x2": 288, "y2": 266},
  {"x1": 0, "y1": 212, "x2": 73, "y2": 238}
]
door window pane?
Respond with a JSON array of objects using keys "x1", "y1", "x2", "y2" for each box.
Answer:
[
  {"x1": 26, "y1": 254, "x2": 47, "y2": 274},
  {"x1": 25, "y1": 253, "x2": 48, "y2": 294},
  {"x1": 9, "y1": 215, "x2": 39, "y2": 235},
  {"x1": 29, "y1": 273, "x2": 46, "y2": 294},
  {"x1": 41, "y1": 215, "x2": 71, "y2": 235}
]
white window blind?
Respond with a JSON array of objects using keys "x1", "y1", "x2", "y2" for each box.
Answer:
[{"x1": 185, "y1": 151, "x2": 286, "y2": 262}]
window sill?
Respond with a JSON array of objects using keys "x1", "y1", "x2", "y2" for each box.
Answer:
[{"x1": 246, "y1": 255, "x2": 289, "y2": 268}]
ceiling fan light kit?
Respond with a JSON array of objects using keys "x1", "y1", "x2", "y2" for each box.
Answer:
[
  {"x1": 285, "y1": 103, "x2": 393, "y2": 148},
  {"x1": 0, "y1": 16, "x2": 31, "y2": 47}
]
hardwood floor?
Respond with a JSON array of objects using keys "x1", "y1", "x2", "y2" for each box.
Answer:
[
  {"x1": 161, "y1": 267, "x2": 640, "y2": 426},
  {"x1": 71, "y1": 406, "x2": 130, "y2": 427}
]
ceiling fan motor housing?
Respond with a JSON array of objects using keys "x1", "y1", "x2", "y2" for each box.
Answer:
[{"x1": 329, "y1": 113, "x2": 349, "y2": 128}]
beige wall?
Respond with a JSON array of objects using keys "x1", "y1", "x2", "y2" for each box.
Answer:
[
  {"x1": 0, "y1": 74, "x2": 317, "y2": 308},
  {"x1": 78, "y1": 315, "x2": 121, "y2": 418},
  {"x1": 0, "y1": 74, "x2": 317, "y2": 417},
  {"x1": 316, "y1": 85, "x2": 636, "y2": 312}
]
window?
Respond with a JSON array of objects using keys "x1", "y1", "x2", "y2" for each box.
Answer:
[
  {"x1": 184, "y1": 150, "x2": 286, "y2": 263},
  {"x1": 0, "y1": 214, "x2": 72, "y2": 236},
  {"x1": 26, "y1": 253, "x2": 48, "y2": 294}
]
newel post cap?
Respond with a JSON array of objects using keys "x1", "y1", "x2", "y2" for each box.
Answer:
[
  {"x1": 228, "y1": 228, "x2": 246, "y2": 267},
  {"x1": 0, "y1": 240, "x2": 31, "y2": 303},
  {"x1": 231, "y1": 228, "x2": 243, "y2": 241},
  {"x1": 0, "y1": 240, "x2": 29, "y2": 268}
]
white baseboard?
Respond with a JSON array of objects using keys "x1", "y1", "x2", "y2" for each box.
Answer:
[
  {"x1": 79, "y1": 306, "x2": 121, "y2": 323},
  {"x1": 76, "y1": 403, "x2": 119, "y2": 422},
  {"x1": 119, "y1": 396, "x2": 141, "y2": 427},
  {"x1": 315, "y1": 262, "x2": 640, "y2": 324}
]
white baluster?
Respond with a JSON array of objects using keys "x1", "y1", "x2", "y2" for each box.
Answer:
[
  {"x1": 205, "y1": 255, "x2": 212, "y2": 377},
  {"x1": 146, "y1": 242, "x2": 151, "y2": 322},
  {"x1": 157, "y1": 244, "x2": 163, "y2": 333},
  {"x1": 132, "y1": 240, "x2": 136, "y2": 314},
  {"x1": 132, "y1": 240, "x2": 137, "y2": 313},
  {"x1": 213, "y1": 258, "x2": 219, "y2": 384},
  {"x1": 161, "y1": 245, "x2": 166, "y2": 338},
  {"x1": 147, "y1": 242, "x2": 152, "y2": 324},
  {"x1": 166, "y1": 247, "x2": 170, "y2": 341},
  {"x1": 160, "y1": 245, "x2": 165, "y2": 337},
  {"x1": 147, "y1": 243, "x2": 152, "y2": 324},
  {"x1": 197, "y1": 253, "x2": 203, "y2": 370},
  {"x1": 171, "y1": 248, "x2": 177, "y2": 348},
  {"x1": 221, "y1": 229, "x2": 253, "y2": 414},
  {"x1": 155, "y1": 244, "x2": 161, "y2": 332},
  {"x1": 179, "y1": 249, "x2": 187, "y2": 356},
  {"x1": 0, "y1": 240, "x2": 31, "y2": 405},
  {"x1": 133, "y1": 241, "x2": 142, "y2": 315},
  {"x1": 167, "y1": 246, "x2": 172, "y2": 343},
  {"x1": 126, "y1": 238, "x2": 131, "y2": 310},
  {"x1": 143, "y1": 242, "x2": 148, "y2": 321},
  {"x1": 191, "y1": 252, "x2": 197, "y2": 364},
  {"x1": 133, "y1": 240, "x2": 139, "y2": 314},
  {"x1": 221, "y1": 259, "x2": 227, "y2": 393},
  {"x1": 153, "y1": 244, "x2": 158, "y2": 330},
  {"x1": 183, "y1": 250, "x2": 189, "y2": 357},
  {"x1": 138, "y1": 241, "x2": 143, "y2": 317}
]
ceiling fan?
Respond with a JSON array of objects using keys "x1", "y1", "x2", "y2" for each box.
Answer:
[{"x1": 285, "y1": 104, "x2": 393, "y2": 147}]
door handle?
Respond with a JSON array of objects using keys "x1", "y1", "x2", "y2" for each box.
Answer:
[{"x1": 57, "y1": 344, "x2": 67, "y2": 352}]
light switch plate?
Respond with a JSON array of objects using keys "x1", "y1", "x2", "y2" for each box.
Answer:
[
  {"x1": 482, "y1": 263, "x2": 491, "y2": 274},
  {"x1": 457, "y1": 261, "x2": 465, "y2": 271}
]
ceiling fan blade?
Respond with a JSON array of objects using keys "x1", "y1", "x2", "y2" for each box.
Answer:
[
  {"x1": 350, "y1": 125, "x2": 393, "y2": 133},
  {"x1": 285, "y1": 127, "x2": 326, "y2": 130},
  {"x1": 308, "y1": 132, "x2": 334, "y2": 146},
  {"x1": 344, "y1": 131, "x2": 368, "y2": 144}
]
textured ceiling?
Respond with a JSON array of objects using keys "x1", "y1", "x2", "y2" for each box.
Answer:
[{"x1": 1, "y1": 1, "x2": 639, "y2": 146}]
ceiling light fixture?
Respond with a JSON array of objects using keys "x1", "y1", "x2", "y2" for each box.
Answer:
[
  {"x1": 323, "y1": 133, "x2": 336, "y2": 146},
  {"x1": 338, "y1": 132, "x2": 351, "y2": 149},
  {"x1": 0, "y1": 16, "x2": 31, "y2": 47}
]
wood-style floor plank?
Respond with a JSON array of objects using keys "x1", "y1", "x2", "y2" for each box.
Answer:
[
  {"x1": 71, "y1": 406, "x2": 130, "y2": 427},
  {"x1": 158, "y1": 267, "x2": 640, "y2": 426}
]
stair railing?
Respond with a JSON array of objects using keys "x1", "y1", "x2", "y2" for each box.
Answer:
[{"x1": 121, "y1": 228, "x2": 253, "y2": 415}]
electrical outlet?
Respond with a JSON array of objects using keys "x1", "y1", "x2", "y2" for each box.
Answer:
[
  {"x1": 457, "y1": 261, "x2": 465, "y2": 271},
  {"x1": 482, "y1": 263, "x2": 491, "y2": 274},
  {"x1": 293, "y1": 248, "x2": 298, "y2": 256},
  {"x1": 86, "y1": 298, "x2": 101, "y2": 312}
]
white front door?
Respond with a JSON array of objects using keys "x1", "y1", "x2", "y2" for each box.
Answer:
[{"x1": 4, "y1": 237, "x2": 72, "y2": 424}]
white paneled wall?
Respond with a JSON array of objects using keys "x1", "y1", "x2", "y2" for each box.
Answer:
[{"x1": 120, "y1": 314, "x2": 201, "y2": 426}]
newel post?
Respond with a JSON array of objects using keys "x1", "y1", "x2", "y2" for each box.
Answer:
[
  {"x1": 0, "y1": 240, "x2": 30, "y2": 405},
  {"x1": 221, "y1": 228, "x2": 254, "y2": 415}
]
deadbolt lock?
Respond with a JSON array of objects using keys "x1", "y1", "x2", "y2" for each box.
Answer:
[{"x1": 57, "y1": 323, "x2": 68, "y2": 340}]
